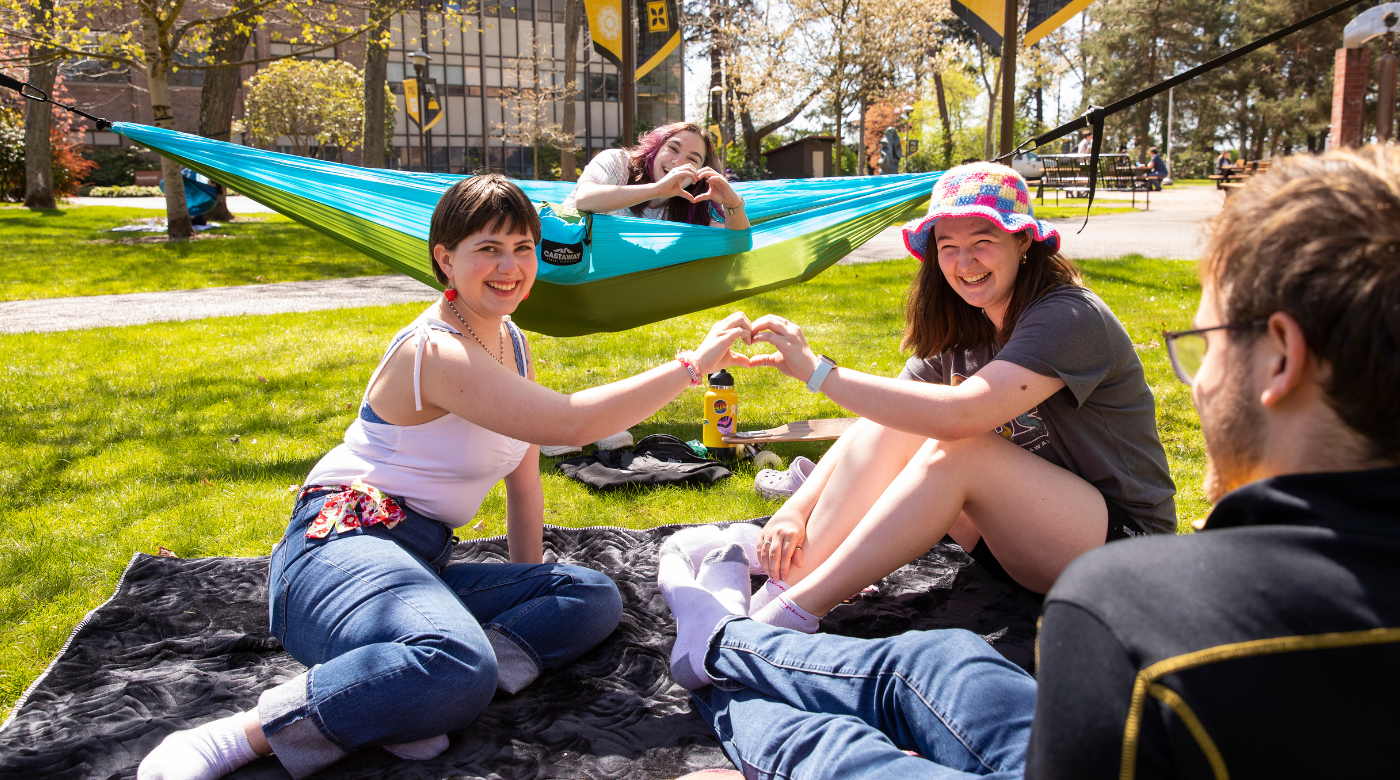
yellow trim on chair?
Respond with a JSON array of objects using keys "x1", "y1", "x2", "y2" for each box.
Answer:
[{"x1": 1118, "y1": 626, "x2": 1400, "y2": 780}]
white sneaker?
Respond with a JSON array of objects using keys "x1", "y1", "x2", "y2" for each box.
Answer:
[
  {"x1": 754, "y1": 456, "x2": 816, "y2": 501},
  {"x1": 593, "y1": 431, "x2": 634, "y2": 451}
]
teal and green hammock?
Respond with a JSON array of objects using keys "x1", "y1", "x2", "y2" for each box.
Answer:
[{"x1": 112, "y1": 123, "x2": 939, "y2": 336}]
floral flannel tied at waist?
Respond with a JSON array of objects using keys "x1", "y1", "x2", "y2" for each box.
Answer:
[{"x1": 298, "y1": 479, "x2": 408, "y2": 539}]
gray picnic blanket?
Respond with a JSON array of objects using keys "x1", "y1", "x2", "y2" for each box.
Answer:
[{"x1": 0, "y1": 520, "x2": 1042, "y2": 779}]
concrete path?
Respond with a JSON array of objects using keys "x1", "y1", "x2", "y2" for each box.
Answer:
[
  {"x1": 840, "y1": 185, "x2": 1225, "y2": 264},
  {"x1": 67, "y1": 195, "x2": 275, "y2": 213},
  {"x1": 1, "y1": 276, "x2": 438, "y2": 334}
]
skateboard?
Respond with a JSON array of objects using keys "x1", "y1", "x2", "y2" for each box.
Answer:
[{"x1": 722, "y1": 417, "x2": 860, "y2": 444}]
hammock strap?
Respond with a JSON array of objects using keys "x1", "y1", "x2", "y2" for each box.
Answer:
[
  {"x1": 0, "y1": 72, "x2": 112, "y2": 130},
  {"x1": 993, "y1": 0, "x2": 1370, "y2": 225}
]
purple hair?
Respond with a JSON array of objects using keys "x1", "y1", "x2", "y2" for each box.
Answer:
[{"x1": 625, "y1": 122, "x2": 723, "y2": 226}]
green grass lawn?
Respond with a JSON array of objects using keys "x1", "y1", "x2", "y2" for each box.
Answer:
[
  {"x1": 1029, "y1": 204, "x2": 1139, "y2": 219},
  {"x1": 0, "y1": 205, "x2": 389, "y2": 301},
  {"x1": 0, "y1": 255, "x2": 1205, "y2": 720}
]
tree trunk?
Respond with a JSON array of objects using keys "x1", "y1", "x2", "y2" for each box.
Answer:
[
  {"x1": 858, "y1": 92, "x2": 867, "y2": 175},
  {"x1": 833, "y1": 90, "x2": 844, "y2": 176},
  {"x1": 198, "y1": 14, "x2": 251, "y2": 222},
  {"x1": 934, "y1": 70, "x2": 952, "y2": 168},
  {"x1": 23, "y1": 0, "x2": 57, "y2": 209},
  {"x1": 710, "y1": 0, "x2": 724, "y2": 144},
  {"x1": 22, "y1": 57, "x2": 57, "y2": 209},
  {"x1": 560, "y1": 0, "x2": 581, "y2": 180},
  {"x1": 362, "y1": 7, "x2": 390, "y2": 169},
  {"x1": 141, "y1": 4, "x2": 192, "y2": 239}
]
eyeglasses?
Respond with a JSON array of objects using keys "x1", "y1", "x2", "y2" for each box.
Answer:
[{"x1": 1162, "y1": 321, "x2": 1265, "y2": 385}]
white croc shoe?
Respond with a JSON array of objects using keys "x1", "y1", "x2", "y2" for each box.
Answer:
[{"x1": 754, "y1": 456, "x2": 816, "y2": 501}]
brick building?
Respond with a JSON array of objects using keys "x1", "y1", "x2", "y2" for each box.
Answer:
[{"x1": 66, "y1": 0, "x2": 682, "y2": 177}]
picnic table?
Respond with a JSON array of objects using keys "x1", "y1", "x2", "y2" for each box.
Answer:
[{"x1": 1209, "y1": 159, "x2": 1271, "y2": 192}]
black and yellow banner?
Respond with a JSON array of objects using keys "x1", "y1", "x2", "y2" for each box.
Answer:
[
  {"x1": 951, "y1": 0, "x2": 1005, "y2": 55},
  {"x1": 403, "y1": 78, "x2": 443, "y2": 132},
  {"x1": 1025, "y1": 0, "x2": 1095, "y2": 46},
  {"x1": 636, "y1": 0, "x2": 680, "y2": 79},
  {"x1": 584, "y1": 0, "x2": 625, "y2": 71}
]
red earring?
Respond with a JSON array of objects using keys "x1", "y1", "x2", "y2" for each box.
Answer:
[
  {"x1": 523, "y1": 291, "x2": 530, "y2": 300},
  {"x1": 444, "y1": 288, "x2": 457, "y2": 301}
]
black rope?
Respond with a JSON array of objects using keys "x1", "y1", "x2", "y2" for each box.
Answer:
[
  {"x1": 993, "y1": 0, "x2": 1371, "y2": 230},
  {"x1": 0, "y1": 72, "x2": 112, "y2": 130}
]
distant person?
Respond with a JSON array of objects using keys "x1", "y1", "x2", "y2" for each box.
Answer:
[
  {"x1": 1215, "y1": 149, "x2": 1233, "y2": 175},
  {"x1": 564, "y1": 122, "x2": 749, "y2": 230},
  {"x1": 1075, "y1": 130, "x2": 1094, "y2": 154},
  {"x1": 1145, "y1": 146, "x2": 1168, "y2": 190},
  {"x1": 1117, "y1": 142, "x2": 1128, "y2": 153},
  {"x1": 663, "y1": 144, "x2": 1400, "y2": 780},
  {"x1": 724, "y1": 167, "x2": 740, "y2": 183},
  {"x1": 1060, "y1": 139, "x2": 1073, "y2": 154}
]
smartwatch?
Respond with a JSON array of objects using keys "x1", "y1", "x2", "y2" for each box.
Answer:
[{"x1": 806, "y1": 354, "x2": 838, "y2": 393}]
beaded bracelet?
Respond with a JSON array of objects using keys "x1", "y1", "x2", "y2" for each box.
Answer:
[{"x1": 675, "y1": 350, "x2": 702, "y2": 387}]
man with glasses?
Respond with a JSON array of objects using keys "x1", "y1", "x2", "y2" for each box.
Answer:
[{"x1": 671, "y1": 146, "x2": 1400, "y2": 780}]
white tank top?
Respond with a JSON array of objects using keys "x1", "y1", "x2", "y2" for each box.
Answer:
[{"x1": 304, "y1": 315, "x2": 532, "y2": 529}]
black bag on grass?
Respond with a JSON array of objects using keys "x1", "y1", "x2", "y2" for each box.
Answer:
[{"x1": 555, "y1": 434, "x2": 731, "y2": 491}]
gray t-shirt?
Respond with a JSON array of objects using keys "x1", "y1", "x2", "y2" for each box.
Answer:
[{"x1": 898, "y1": 285, "x2": 1177, "y2": 533}]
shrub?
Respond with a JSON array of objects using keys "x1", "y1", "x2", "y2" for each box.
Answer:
[
  {"x1": 83, "y1": 185, "x2": 165, "y2": 197},
  {"x1": 0, "y1": 67, "x2": 97, "y2": 201},
  {"x1": 80, "y1": 146, "x2": 148, "y2": 187}
]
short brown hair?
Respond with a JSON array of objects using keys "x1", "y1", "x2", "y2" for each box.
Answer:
[
  {"x1": 902, "y1": 233, "x2": 1083, "y2": 357},
  {"x1": 428, "y1": 174, "x2": 542, "y2": 285},
  {"x1": 1202, "y1": 145, "x2": 1400, "y2": 461}
]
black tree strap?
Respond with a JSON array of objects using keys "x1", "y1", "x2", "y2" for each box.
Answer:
[
  {"x1": 994, "y1": 0, "x2": 1370, "y2": 230},
  {"x1": 0, "y1": 72, "x2": 113, "y2": 130}
]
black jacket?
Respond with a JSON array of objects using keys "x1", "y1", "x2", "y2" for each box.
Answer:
[{"x1": 1027, "y1": 467, "x2": 1400, "y2": 780}]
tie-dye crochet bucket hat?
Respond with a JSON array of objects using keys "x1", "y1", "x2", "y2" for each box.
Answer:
[{"x1": 902, "y1": 162, "x2": 1061, "y2": 260}]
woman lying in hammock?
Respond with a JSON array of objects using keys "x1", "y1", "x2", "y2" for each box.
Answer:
[
  {"x1": 138, "y1": 174, "x2": 753, "y2": 780},
  {"x1": 563, "y1": 121, "x2": 750, "y2": 230},
  {"x1": 661, "y1": 163, "x2": 1176, "y2": 641}
]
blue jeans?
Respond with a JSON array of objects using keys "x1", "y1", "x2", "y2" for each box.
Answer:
[
  {"x1": 693, "y1": 618, "x2": 1035, "y2": 780},
  {"x1": 257, "y1": 488, "x2": 623, "y2": 778}
]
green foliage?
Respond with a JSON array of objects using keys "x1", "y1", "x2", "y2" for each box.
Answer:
[
  {"x1": 79, "y1": 145, "x2": 147, "y2": 187},
  {"x1": 0, "y1": 254, "x2": 1208, "y2": 719},
  {"x1": 82, "y1": 185, "x2": 164, "y2": 197},
  {"x1": 0, "y1": 205, "x2": 387, "y2": 301},
  {"x1": 243, "y1": 59, "x2": 392, "y2": 159}
]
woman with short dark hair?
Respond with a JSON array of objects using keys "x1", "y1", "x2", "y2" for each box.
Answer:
[{"x1": 139, "y1": 174, "x2": 753, "y2": 780}]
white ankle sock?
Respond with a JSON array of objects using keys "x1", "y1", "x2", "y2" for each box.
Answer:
[
  {"x1": 658, "y1": 547, "x2": 745, "y2": 690},
  {"x1": 697, "y1": 544, "x2": 752, "y2": 616},
  {"x1": 384, "y1": 734, "x2": 450, "y2": 761},
  {"x1": 659, "y1": 525, "x2": 726, "y2": 575},
  {"x1": 751, "y1": 593, "x2": 821, "y2": 634},
  {"x1": 137, "y1": 713, "x2": 260, "y2": 780},
  {"x1": 747, "y1": 578, "x2": 789, "y2": 616},
  {"x1": 721, "y1": 523, "x2": 765, "y2": 574}
]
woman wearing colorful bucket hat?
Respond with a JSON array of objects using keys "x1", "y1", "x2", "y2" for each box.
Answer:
[{"x1": 693, "y1": 162, "x2": 1177, "y2": 633}]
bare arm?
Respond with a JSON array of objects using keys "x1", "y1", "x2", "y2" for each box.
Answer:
[
  {"x1": 747, "y1": 316, "x2": 1066, "y2": 442},
  {"x1": 573, "y1": 163, "x2": 703, "y2": 214},
  {"x1": 503, "y1": 445, "x2": 545, "y2": 563},
  {"x1": 411, "y1": 312, "x2": 751, "y2": 447}
]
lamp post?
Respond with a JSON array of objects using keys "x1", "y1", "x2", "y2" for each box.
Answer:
[{"x1": 411, "y1": 49, "x2": 430, "y2": 172}]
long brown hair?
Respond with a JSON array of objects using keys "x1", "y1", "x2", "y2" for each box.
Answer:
[
  {"x1": 902, "y1": 232, "x2": 1083, "y2": 358},
  {"x1": 625, "y1": 122, "x2": 723, "y2": 225}
]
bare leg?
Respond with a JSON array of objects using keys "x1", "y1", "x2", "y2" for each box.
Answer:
[
  {"x1": 786, "y1": 432, "x2": 1108, "y2": 613},
  {"x1": 778, "y1": 420, "x2": 927, "y2": 585},
  {"x1": 241, "y1": 710, "x2": 272, "y2": 756}
]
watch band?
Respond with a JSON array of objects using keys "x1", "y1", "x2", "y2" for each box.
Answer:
[{"x1": 806, "y1": 355, "x2": 837, "y2": 392}]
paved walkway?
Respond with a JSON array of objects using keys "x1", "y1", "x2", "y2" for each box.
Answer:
[
  {"x1": 6, "y1": 187, "x2": 1223, "y2": 334},
  {"x1": 840, "y1": 185, "x2": 1224, "y2": 264},
  {"x1": 1, "y1": 276, "x2": 439, "y2": 334}
]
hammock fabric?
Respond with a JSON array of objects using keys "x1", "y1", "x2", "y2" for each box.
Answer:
[{"x1": 111, "y1": 123, "x2": 938, "y2": 336}]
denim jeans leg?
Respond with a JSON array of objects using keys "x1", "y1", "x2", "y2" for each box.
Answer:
[
  {"x1": 440, "y1": 562, "x2": 623, "y2": 693},
  {"x1": 693, "y1": 686, "x2": 1004, "y2": 780},
  {"x1": 262, "y1": 528, "x2": 498, "y2": 779},
  {"x1": 704, "y1": 618, "x2": 1035, "y2": 777}
]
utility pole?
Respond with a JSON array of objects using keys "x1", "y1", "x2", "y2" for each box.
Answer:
[
  {"x1": 998, "y1": 0, "x2": 1017, "y2": 155},
  {"x1": 622, "y1": 0, "x2": 635, "y2": 144}
]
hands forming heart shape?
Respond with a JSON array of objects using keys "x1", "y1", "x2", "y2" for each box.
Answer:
[{"x1": 689, "y1": 311, "x2": 820, "y2": 383}]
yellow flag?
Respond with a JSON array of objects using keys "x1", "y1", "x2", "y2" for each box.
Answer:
[
  {"x1": 950, "y1": 0, "x2": 1005, "y2": 55},
  {"x1": 584, "y1": 0, "x2": 624, "y2": 70},
  {"x1": 1024, "y1": 0, "x2": 1096, "y2": 47}
]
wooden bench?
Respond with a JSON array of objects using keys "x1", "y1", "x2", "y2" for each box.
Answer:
[{"x1": 1035, "y1": 154, "x2": 1151, "y2": 210}]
